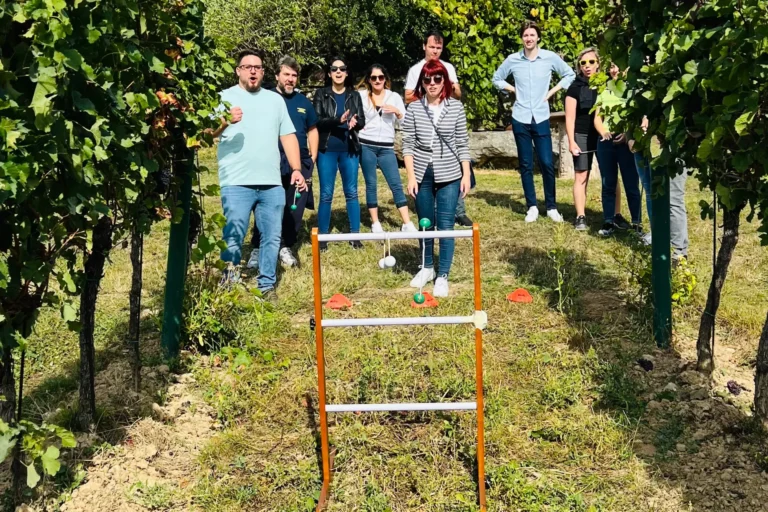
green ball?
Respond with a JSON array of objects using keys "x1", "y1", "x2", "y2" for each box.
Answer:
[
  {"x1": 413, "y1": 293, "x2": 425, "y2": 304},
  {"x1": 295, "y1": 192, "x2": 302, "y2": 199},
  {"x1": 290, "y1": 204, "x2": 297, "y2": 211},
  {"x1": 418, "y1": 218, "x2": 432, "y2": 229}
]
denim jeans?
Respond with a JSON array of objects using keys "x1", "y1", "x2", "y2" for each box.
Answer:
[
  {"x1": 511, "y1": 118, "x2": 556, "y2": 210},
  {"x1": 251, "y1": 156, "x2": 314, "y2": 249},
  {"x1": 317, "y1": 150, "x2": 361, "y2": 234},
  {"x1": 597, "y1": 141, "x2": 642, "y2": 224},
  {"x1": 221, "y1": 185, "x2": 285, "y2": 291},
  {"x1": 634, "y1": 152, "x2": 653, "y2": 221},
  {"x1": 360, "y1": 145, "x2": 407, "y2": 209},
  {"x1": 415, "y1": 165, "x2": 460, "y2": 277},
  {"x1": 633, "y1": 154, "x2": 689, "y2": 257}
]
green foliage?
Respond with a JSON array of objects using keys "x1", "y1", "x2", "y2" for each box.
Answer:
[
  {"x1": 204, "y1": 0, "x2": 436, "y2": 77},
  {"x1": 128, "y1": 482, "x2": 179, "y2": 510},
  {"x1": 0, "y1": 0, "x2": 230, "y2": 358},
  {"x1": 671, "y1": 257, "x2": 697, "y2": 306},
  {"x1": 182, "y1": 269, "x2": 278, "y2": 352},
  {"x1": 547, "y1": 223, "x2": 577, "y2": 314},
  {"x1": 424, "y1": 0, "x2": 600, "y2": 128},
  {"x1": 593, "y1": 0, "x2": 768, "y2": 242},
  {"x1": 0, "y1": 418, "x2": 76, "y2": 488}
]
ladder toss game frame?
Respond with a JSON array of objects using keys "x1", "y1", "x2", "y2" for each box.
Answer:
[{"x1": 310, "y1": 224, "x2": 487, "y2": 511}]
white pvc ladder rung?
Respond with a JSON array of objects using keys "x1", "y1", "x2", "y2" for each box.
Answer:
[
  {"x1": 326, "y1": 402, "x2": 477, "y2": 413},
  {"x1": 321, "y1": 316, "x2": 474, "y2": 328}
]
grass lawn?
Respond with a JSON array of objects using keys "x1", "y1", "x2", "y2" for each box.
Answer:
[{"x1": 16, "y1": 148, "x2": 768, "y2": 511}]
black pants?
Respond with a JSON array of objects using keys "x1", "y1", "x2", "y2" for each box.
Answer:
[{"x1": 252, "y1": 156, "x2": 314, "y2": 249}]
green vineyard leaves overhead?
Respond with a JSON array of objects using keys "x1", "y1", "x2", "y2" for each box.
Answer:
[
  {"x1": 593, "y1": 0, "x2": 768, "y2": 242},
  {"x1": 0, "y1": 0, "x2": 229, "y2": 359}
]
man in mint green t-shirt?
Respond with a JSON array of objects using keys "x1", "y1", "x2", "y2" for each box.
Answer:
[{"x1": 212, "y1": 49, "x2": 307, "y2": 299}]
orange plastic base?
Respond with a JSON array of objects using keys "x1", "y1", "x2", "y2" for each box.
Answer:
[
  {"x1": 325, "y1": 293, "x2": 352, "y2": 310},
  {"x1": 507, "y1": 288, "x2": 533, "y2": 303},
  {"x1": 411, "y1": 292, "x2": 439, "y2": 308}
]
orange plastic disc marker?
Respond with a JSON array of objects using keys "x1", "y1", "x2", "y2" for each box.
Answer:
[
  {"x1": 507, "y1": 288, "x2": 533, "y2": 303},
  {"x1": 325, "y1": 293, "x2": 353, "y2": 310},
  {"x1": 411, "y1": 292, "x2": 439, "y2": 308}
]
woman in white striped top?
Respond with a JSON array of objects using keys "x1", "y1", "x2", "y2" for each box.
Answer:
[{"x1": 402, "y1": 60, "x2": 471, "y2": 298}]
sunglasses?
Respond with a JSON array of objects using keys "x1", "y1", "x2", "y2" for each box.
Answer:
[
  {"x1": 421, "y1": 75, "x2": 444, "y2": 85},
  {"x1": 579, "y1": 59, "x2": 597, "y2": 66},
  {"x1": 369, "y1": 75, "x2": 386, "y2": 82},
  {"x1": 330, "y1": 66, "x2": 347, "y2": 72}
]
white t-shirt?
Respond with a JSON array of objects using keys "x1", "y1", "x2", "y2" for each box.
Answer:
[
  {"x1": 404, "y1": 59, "x2": 459, "y2": 91},
  {"x1": 426, "y1": 102, "x2": 444, "y2": 162}
]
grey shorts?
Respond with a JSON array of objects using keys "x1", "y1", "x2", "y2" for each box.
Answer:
[{"x1": 573, "y1": 132, "x2": 597, "y2": 172}]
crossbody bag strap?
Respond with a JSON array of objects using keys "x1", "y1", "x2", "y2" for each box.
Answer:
[{"x1": 420, "y1": 99, "x2": 461, "y2": 164}]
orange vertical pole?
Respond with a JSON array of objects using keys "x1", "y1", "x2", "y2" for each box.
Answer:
[
  {"x1": 312, "y1": 228, "x2": 331, "y2": 511},
  {"x1": 472, "y1": 224, "x2": 486, "y2": 511}
]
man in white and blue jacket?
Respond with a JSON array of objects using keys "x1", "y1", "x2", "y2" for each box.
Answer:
[{"x1": 493, "y1": 21, "x2": 575, "y2": 224}]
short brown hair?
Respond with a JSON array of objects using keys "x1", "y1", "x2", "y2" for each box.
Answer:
[
  {"x1": 520, "y1": 21, "x2": 541, "y2": 39},
  {"x1": 277, "y1": 55, "x2": 299, "y2": 74}
]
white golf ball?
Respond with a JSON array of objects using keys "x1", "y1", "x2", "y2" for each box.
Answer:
[
  {"x1": 378, "y1": 258, "x2": 387, "y2": 269},
  {"x1": 384, "y1": 255, "x2": 396, "y2": 268}
]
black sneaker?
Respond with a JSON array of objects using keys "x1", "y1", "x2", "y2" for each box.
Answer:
[
  {"x1": 349, "y1": 240, "x2": 363, "y2": 250},
  {"x1": 319, "y1": 241, "x2": 328, "y2": 252},
  {"x1": 614, "y1": 213, "x2": 631, "y2": 230},
  {"x1": 574, "y1": 215, "x2": 587, "y2": 231},
  {"x1": 598, "y1": 222, "x2": 617, "y2": 236},
  {"x1": 455, "y1": 214, "x2": 474, "y2": 227}
]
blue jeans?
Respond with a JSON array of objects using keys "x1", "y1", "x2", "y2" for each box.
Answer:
[
  {"x1": 221, "y1": 185, "x2": 285, "y2": 291},
  {"x1": 317, "y1": 150, "x2": 361, "y2": 234},
  {"x1": 634, "y1": 152, "x2": 653, "y2": 221},
  {"x1": 360, "y1": 145, "x2": 407, "y2": 209},
  {"x1": 634, "y1": 154, "x2": 689, "y2": 257},
  {"x1": 511, "y1": 118, "x2": 556, "y2": 210},
  {"x1": 597, "y1": 141, "x2": 642, "y2": 224},
  {"x1": 415, "y1": 165, "x2": 460, "y2": 277}
]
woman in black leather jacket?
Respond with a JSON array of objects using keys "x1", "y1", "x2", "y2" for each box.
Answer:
[{"x1": 312, "y1": 56, "x2": 366, "y2": 249}]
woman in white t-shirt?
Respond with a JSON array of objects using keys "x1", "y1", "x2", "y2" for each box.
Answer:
[{"x1": 357, "y1": 64, "x2": 417, "y2": 233}]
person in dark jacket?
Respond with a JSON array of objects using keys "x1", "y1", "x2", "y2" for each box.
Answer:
[{"x1": 312, "y1": 56, "x2": 366, "y2": 250}]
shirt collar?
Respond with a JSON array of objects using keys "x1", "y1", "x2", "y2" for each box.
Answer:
[{"x1": 518, "y1": 49, "x2": 542, "y2": 61}]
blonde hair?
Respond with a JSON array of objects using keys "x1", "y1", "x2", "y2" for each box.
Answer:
[{"x1": 575, "y1": 47, "x2": 600, "y2": 75}]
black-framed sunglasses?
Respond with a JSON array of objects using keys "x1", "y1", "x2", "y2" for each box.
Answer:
[
  {"x1": 330, "y1": 66, "x2": 348, "y2": 72},
  {"x1": 579, "y1": 59, "x2": 597, "y2": 66},
  {"x1": 421, "y1": 75, "x2": 444, "y2": 85},
  {"x1": 369, "y1": 74, "x2": 386, "y2": 82},
  {"x1": 238, "y1": 64, "x2": 264, "y2": 72}
]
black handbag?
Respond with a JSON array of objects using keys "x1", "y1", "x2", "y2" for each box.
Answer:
[{"x1": 420, "y1": 100, "x2": 476, "y2": 190}]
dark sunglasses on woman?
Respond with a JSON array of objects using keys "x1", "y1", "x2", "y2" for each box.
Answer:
[
  {"x1": 421, "y1": 75, "x2": 444, "y2": 85},
  {"x1": 579, "y1": 59, "x2": 597, "y2": 66},
  {"x1": 330, "y1": 66, "x2": 347, "y2": 72},
  {"x1": 369, "y1": 74, "x2": 386, "y2": 82}
]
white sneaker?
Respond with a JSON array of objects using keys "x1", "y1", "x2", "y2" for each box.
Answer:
[
  {"x1": 547, "y1": 209, "x2": 564, "y2": 223},
  {"x1": 433, "y1": 276, "x2": 449, "y2": 297},
  {"x1": 279, "y1": 247, "x2": 297, "y2": 267},
  {"x1": 525, "y1": 206, "x2": 539, "y2": 223},
  {"x1": 641, "y1": 232, "x2": 652, "y2": 246},
  {"x1": 410, "y1": 267, "x2": 436, "y2": 288},
  {"x1": 401, "y1": 222, "x2": 418, "y2": 233},
  {"x1": 371, "y1": 222, "x2": 384, "y2": 233},
  {"x1": 246, "y1": 248, "x2": 259, "y2": 269}
]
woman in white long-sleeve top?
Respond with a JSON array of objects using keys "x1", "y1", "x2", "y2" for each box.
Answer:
[
  {"x1": 357, "y1": 64, "x2": 417, "y2": 233},
  {"x1": 402, "y1": 60, "x2": 471, "y2": 298}
]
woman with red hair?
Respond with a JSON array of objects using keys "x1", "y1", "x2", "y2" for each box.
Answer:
[{"x1": 401, "y1": 60, "x2": 471, "y2": 298}]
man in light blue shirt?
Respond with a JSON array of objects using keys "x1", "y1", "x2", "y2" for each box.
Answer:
[
  {"x1": 493, "y1": 21, "x2": 575, "y2": 223},
  {"x1": 212, "y1": 49, "x2": 307, "y2": 300}
]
